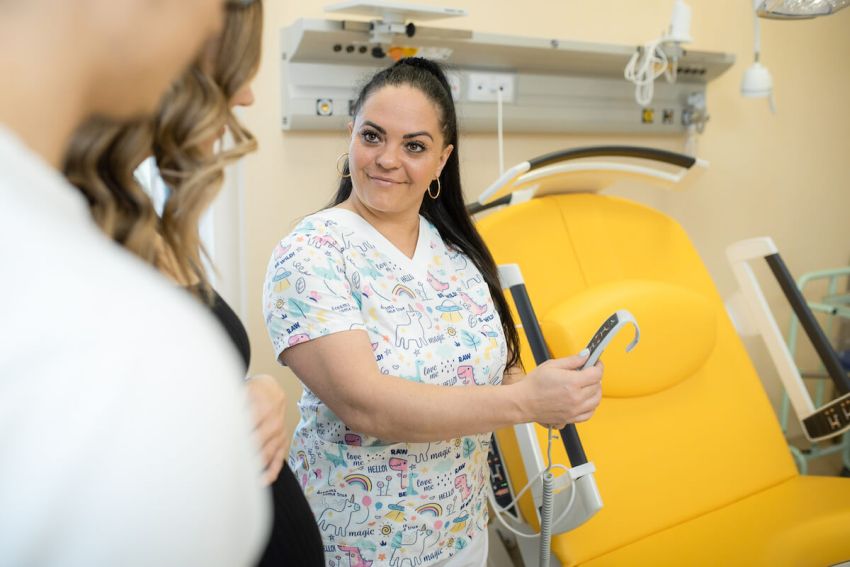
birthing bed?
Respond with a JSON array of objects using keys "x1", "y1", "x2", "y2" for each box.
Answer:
[{"x1": 473, "y1": 146, "x2": 850, "y2": 566}]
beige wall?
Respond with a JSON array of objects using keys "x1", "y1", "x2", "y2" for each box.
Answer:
[{"x1": 239, "y1": 0, "x2": 850, "y2": 435}]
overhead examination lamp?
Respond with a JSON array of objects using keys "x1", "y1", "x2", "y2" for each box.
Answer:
[
  {"x1": 756, "y1": 0, "x2": 850, "y2": 19},
  {"x1": 742, "y1": 0, "x2": 776, "y2": 112},
  {"x1": 743, "y1": 0, "x2": 849, "y2": 112}
]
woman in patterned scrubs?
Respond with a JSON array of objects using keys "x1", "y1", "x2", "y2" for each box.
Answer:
[{"x1": 263, "y1": 58, "x2": 603, "y2": 567}]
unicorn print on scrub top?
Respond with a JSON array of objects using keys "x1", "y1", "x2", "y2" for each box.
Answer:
[{"x1": 263, "y1": 208, "x2": 507, "y2": 566}]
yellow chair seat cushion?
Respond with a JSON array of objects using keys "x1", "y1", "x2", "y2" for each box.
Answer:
[
  {"x1": 541, "y1": 279, "x2": 717, "y2": 397},
  {"x1": 579, "y1": 475, "x2": 850, "y2": 567}
]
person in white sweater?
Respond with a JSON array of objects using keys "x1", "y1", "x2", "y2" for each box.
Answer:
[{"x1": 0, "y1": 1, "x2": 270, "y2": 566}]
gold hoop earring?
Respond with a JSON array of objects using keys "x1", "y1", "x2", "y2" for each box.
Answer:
[
  {"x1": 428, "y1": 177, "x2": 441, "y2": 200},
  {"x1": 336, "y1": 153, "x2": 351, "y2": 178}
]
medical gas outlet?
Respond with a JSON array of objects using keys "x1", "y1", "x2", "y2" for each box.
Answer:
[{"x1": 467, "y1": 72, "x2": 516, "y2": 103}]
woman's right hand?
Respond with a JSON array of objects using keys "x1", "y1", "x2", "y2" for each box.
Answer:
[{"x1": 517, "y1": 353, "x2": 603, "y2": 429}]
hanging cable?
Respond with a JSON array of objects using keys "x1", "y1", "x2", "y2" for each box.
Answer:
[
  {"x1": 496, "y1": 87, "x2": 505, "y2": 175},
  {"x1": 624, "y1": 38, "x2": 672, "y2": 107},
  {"x1": 623, "y1": 0, "x2": 692, "y2": 107},
  {"x1": 537, "y1": 427, "x2": 555, "y2": 567},
  {"x1": 487, "y1": 427, "x2": 579, "y2": 567},
  {"x1": 487, "y1": 462, "x2": 577, "y2": 540}
]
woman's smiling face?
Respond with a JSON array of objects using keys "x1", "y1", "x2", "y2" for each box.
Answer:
[{"x1": 347, "y1": 84, "x2": 453, "y2": 217}]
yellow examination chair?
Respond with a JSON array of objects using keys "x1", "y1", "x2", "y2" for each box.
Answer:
[{"x1": 474, "y1": 147, "x2": 850, "y2": 566}]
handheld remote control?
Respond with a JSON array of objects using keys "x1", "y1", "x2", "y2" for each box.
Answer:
[{"x1": 580, "y1": 310, "x2": 640, "y2": 369}]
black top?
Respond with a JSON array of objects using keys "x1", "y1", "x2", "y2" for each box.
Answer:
[
  {"x1": 207, "y1": 288, "x2": 251, "y2": 370},
  {"x1": 202, "y1": 287, "x2": 325, "y2": 567}
]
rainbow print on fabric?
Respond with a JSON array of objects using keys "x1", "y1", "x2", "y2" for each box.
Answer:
[
  {"x1": 415, "y1": 503, "x2": 443, "y2": 517},
  {"x1": 392, "y1": 283, "x2": 417, "y2": 299},
  {"x1": 344, "y1": 473, "x2": 372, "y2": 492},
  {"x1": 296, "y1": 450, "x2": 309, "y2": 471}
]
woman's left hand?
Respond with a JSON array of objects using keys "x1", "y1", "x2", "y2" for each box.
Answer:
[{"x1": 245, "y1": 374, "x2": 289, "y2": 485}]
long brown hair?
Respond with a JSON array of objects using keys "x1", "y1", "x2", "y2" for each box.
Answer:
[
  {"x1": 64, "y1": 117, "x2": 160, "y2": 266},
  {"x1": 63, "y1": 0, "x2": 263, "y2": 293}
]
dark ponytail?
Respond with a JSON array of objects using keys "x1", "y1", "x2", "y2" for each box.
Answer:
[{"x1": 331, "y1": 57, "x2": 520, "y2": 370}]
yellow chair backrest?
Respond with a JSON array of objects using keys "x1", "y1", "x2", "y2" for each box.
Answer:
[{"x1": 477, "y1": 193, "x2": 798, "y2": 565}]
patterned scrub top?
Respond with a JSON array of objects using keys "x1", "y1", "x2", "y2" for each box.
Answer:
[{"x1": 263, "y1": 208, "x2": 508, "y2": 566}]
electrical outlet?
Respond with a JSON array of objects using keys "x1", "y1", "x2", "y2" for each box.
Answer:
[{"x1": 467, "y1": 72, "x2": 516, "y2": 103}]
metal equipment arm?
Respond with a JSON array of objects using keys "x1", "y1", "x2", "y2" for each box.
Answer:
[
  {"x1": 468, "y1": 145, "x2": 706, "y2": 215},
  {"x1": 728, "y1": 237, "x2": 850, "y2": 442}
]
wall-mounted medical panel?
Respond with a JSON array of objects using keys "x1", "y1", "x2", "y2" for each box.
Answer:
[{"x1": 280, "y1": 18, "x2": 734, "y2": 134}]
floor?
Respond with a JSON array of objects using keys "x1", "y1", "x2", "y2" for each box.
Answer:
[{"x1": 486, "y1": 523, "x2": 519, "y2": 567}]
